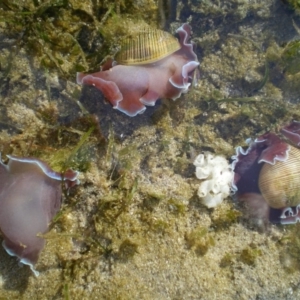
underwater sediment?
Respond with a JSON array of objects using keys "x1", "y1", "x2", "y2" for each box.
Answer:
[{"x1": 1, "y1": 0, "x2": 300, "y2": 299}]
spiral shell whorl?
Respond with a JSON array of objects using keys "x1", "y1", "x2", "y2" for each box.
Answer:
[{"x1": 258, "y1": 146, "x2": 300, "y2": 208}]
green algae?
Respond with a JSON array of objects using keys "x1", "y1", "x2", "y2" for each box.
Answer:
[
  {"x1": 48, "y1": 125, "x2": 96, "y2": 172},
  {"x1": 281, "y1": 41, "x2": 300, "y2": 75},
  {"x1": 284, "y1": 0, "x2": 300, "y2": 12},
  {"x1": 97, "y1": 177, "x2": 138, "y2": 222},
  {"x1": 0, "y1": 0, "x2": 160, "y2": 79},
  {"x1": 0, "y1": 0, "x2": 88, "y2": 76},
  {"x1": 142, "y1": 192, "x2": 162, "y2": 211},
  {"x1": 117, "y1": 239, "x2": 139, "y2": 262},
  {"x1": 220, "y1": 252, "x2": 235, "y2": 268},
  {"x1": 211, "y1": 205, "x2": 242, "y2": 231},
  {"x1": 219, "y1": 245, "x2": 263, "y2": 268},
  {"x1": 167, "y1": 198, "x2": 186, "y2": 215},
  {"x1": 185, "y1": 226, "x2": 215, "y2": 256},
  {"x1": 239, "y1": 245, "x2": 262, "y2": 266}
]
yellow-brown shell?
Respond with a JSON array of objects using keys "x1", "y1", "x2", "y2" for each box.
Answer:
[
  {"x1": 115, "y1": 28, "x2": 180, "y2": 65},
  {"x1": 258, "y1": 146, "x2": 300, "y2": 208}
]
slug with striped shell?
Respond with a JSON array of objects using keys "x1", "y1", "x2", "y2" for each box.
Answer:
[
  {"x1": 77, "y1": 23, "x2": 199, "y2": 117},
  {"x1": 232, "y1": 121, "x2": 300, "y2": 225}
]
